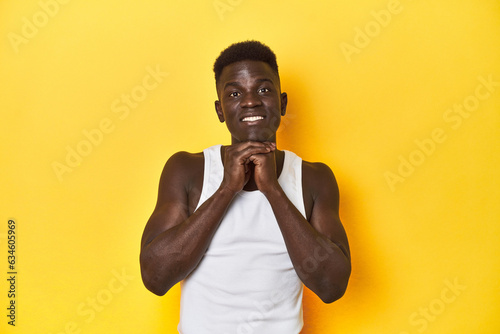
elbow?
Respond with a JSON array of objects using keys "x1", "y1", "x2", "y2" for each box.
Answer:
[
  {"x1": 320, "y1": 284, "x2": 347, "y2": 304},
  {"x1": 147, "y1": 285, "x2": 168, "y2": 297},
  {"x1": 141, "y1": 271, "x2": 168, "y2": 296},
  {"x1": 319, "y1": 262, "x2": 351, "y2": 304},
  {"x1": 140, "y1": 251, "x2": 171, "y2": 296}
]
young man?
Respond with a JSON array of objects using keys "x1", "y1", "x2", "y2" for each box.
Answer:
[{"x1": 140, "y1": 41, "x2": 351, "y2": 333}]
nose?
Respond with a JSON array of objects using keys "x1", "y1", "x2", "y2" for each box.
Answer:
[{"x1": 240, "y1": 91, "x2": 262, "y2": 108}]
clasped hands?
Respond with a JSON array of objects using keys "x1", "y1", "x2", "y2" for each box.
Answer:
[{"x1": 221, "y1": 141, "x2": 280, "y2": 194}]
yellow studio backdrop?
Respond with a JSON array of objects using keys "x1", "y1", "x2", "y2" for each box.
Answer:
[{"x1": 1, "y1": 0, "x2": 499, "y2": 333}]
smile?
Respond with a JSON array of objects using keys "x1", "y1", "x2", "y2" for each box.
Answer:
[{"x1": 241, "y1": 116, "x2": 264, "y2": 122}]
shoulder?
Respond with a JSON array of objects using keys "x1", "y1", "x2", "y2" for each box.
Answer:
[
  {"x1": 165, "y1": 150, "x2": 204, "y2": 168},
  {"x1": 302, "y1": 160, "x2": 334, "y2": 175},
  {"x1": 158, "y1": 150, "x2": 204, "y2": 195},
  {"x1": 301, "y1": 159, "x2": 339, "y2": 200},
  {"x1": 162, "y1": 151, "x2": 204, "y2": 176}
]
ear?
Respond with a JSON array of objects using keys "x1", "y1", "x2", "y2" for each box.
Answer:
[
  {"x1": 280, "y1": 92, "x2": 288, "y2": 116},
  {"x1": 214, "y1": 100, "x2": 225, "y2": 123}
]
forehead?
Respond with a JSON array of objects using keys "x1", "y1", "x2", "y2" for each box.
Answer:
[{"x1": 218, "y1": 60, "x2": 279, "y2": 88}]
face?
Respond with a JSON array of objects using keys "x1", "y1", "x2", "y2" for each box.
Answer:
[{"x1": 214, "y1": 60, "x2": 287, "y2": 144}]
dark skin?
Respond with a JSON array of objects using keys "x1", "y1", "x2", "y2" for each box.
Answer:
[{"x1": 140, "y1": 60, "x2": 351, "y2": 303}]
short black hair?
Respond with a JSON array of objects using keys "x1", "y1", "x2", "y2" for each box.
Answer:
[{"x1": 213, "y1": 40, "x2": 279, "y2": 84}]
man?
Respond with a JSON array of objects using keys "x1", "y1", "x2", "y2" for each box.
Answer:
[{"x1": 140, "y1": 40, "x2": 351, "y2": 333}]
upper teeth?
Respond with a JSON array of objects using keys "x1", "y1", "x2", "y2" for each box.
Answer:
[{"x1": 242, "y1": 116, "x2": 264, "y2": 122}]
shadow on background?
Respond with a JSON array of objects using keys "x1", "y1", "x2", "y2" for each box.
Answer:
[{"x1": 280, "y1": 75, "x2": 387, "y2": 333}]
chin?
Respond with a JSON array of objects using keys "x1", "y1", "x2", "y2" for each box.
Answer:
[
  {"x1": 240, "y1": 135, "x2": 274, "y2": 143},
  {"x1": 248, "y1": 129, "x2": 277, "y2": 142}
]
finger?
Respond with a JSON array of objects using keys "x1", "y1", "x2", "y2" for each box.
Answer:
[
  {"x1": 248, "y1": 153, "x2": 269, "y2": 165},
  {"x1": 237, "y1": 141, "x2": 270, "y2": 151},
  {"x1": 225, "y1": 143, "x2": 274, "y2": 167},
  {"x1": 237, "y1": 146, "x2": 272, "y2": 162},
  {"x1": 228, "y1": 142, "x2": 275, "y2": 158},
  {"x1": 264, "y1": 141, "x2": 276, "y2": 150},
  {"x1": 261, "y1": 142, "x2": 273, "y2": 152}
]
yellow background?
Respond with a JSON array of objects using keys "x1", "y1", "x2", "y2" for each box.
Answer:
[{"x1": 1, "y1": 0, "x2": 499, "y2": 333}]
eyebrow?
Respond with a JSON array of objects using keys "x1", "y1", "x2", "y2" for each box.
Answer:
[
  {"x1": 223, "y1": 78, "x2": 274, "y2": 91},
  {"x1": 223, "y1": 81, "x2": 240, "y2": 91}
]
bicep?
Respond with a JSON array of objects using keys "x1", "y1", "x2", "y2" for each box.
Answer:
[
  {"x1": 140, "y1": 153, "x2": 191, "y2": 249},
  {"x1": 308, "y1": 164, "x2": 350, "y2": 259}
]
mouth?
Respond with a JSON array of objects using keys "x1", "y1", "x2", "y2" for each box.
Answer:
[{"x1": 241, "y1": 115, "x2": 265, "y2": 122}]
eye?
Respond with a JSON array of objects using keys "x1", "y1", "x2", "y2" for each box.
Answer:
[
  {"x1": 229, "y1": 91, "x2": 240, "y2": 97},
  {"x1": 258, "y1": 88, "x2": 271, "y2": 93}
]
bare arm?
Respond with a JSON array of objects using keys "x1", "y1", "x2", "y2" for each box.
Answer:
[
  {"x1": 139, "y1": 143, "x2": 275, "y2": 296},
  {"x1": 139, "y1": 152, "x2": 235, "y2": 296},
  {"x1": 250, "y1": 152, "x2": 351, "y2": 303}
]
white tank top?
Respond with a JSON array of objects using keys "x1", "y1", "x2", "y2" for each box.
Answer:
[{"x1": 178, "y1": 144, "x2": 306, "y2": 334}]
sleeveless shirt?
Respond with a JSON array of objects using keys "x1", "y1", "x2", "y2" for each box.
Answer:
[{"x1": 178, "y1": 145, "x2": 306, "y2": 334}]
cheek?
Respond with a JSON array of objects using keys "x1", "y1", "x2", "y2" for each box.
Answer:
[
  {"x1": 221, "y1": 101, "x2": 238, "y2": 118},
  {"x1": 223, "y1": 113, "x2": 240, "y2": 133},
  {"x1": 224, "y1": 111, "x2": 239, "y2": 127},
  {"x1": 266, "y1": 112, "x2": 281, "y2": 130}
]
